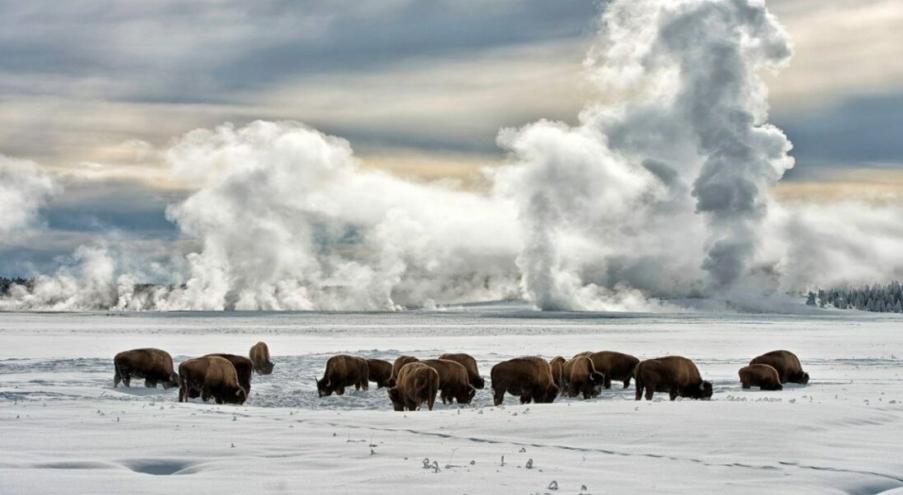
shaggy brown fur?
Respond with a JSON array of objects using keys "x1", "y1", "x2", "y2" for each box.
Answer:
[
  {"x1": 438, "y1": 353, "x2": 485, "y2": 389},
  {"x1": 564, "y1": 355, "x2": 605, "y2": 399},
  {"x1": 205, "y1": 353, "x2": 253, "y2": 396},
  {"x1": 316, "y1": 355, "x2": 369, "y2": 397},
  {"x1": 179, "y1": 356, "x2": 247, "y2": 404},
  {"x1": 588, "y1": 351, "x2": 639, "y2": 389},
  {"x1": 738, "y1": 364, "x2": 783, "y2": 391},
  {"x1": 549, "y1": 356, "x2": 566, "y2": 389},
  {"x1": 420, "y1": 359, "x2": 476, "y2": 404},
  {"x1": 113, "y1": 348, "x2": 179, "y2": 389},
  {"x1": 634, "y1": 356, "x2": 713, "y2": 401},
  {"x1": 249, "y1": 342, "x2": 274, "y2": 375},
  {"x1": 367, "y1": 359, "x2": 393, "y2": 388},
  {"x1": 750, "y1": 350, "x2": 809, "y2": 384},
  {"x1": 388, "y1": 355, "x2": 419, "y2": 387},
  {"x1": 387, "y1": 362, "x2": 439, "y2": 411},
  {"x1": 490, "y1": 357, "x2": 559, "y2": 406}
]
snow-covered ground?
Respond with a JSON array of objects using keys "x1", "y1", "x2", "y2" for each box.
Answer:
[{"x1": 1, "y1": 308, "x2": 902, "y2": 494}]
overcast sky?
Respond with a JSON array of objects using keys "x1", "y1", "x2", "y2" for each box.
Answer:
[{"x1": 1, "y1": 0, "x2": 902, "y2": 275}]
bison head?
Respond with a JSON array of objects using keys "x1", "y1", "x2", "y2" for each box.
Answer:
[
  {"x1": 700, "y1": 380, "x2": 713, "y2": 399},
  {"x1": 163, "y1": 372, "x2": 180, "y2": 389},
  {"x1": 797, "y1": 372, "x2": 810, "y2": 385},
  {"x1": 457, "y1": 385, "x2": 477, "y2": 404},
  {"x1": 316, "y1": 377, "x2": 332, "y2": 397},
  {"x1": 538, "y1": 383, "x2": 559, "y2": 403},
  {"x1": 590, "y1": 371, "x2": 606, "y2": 386},
  {"x1": 259, "y1": 361, "x2": 275, "y2": 375},
  {"x1": 473, "y1": 376, "x2": 486, "y2": 389},
  {"x1": 387, "y1": 388, "x2": 404, "y2": 411}
]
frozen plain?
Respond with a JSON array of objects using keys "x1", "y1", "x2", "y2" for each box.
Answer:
[{"x1": 1, "y1": 307, "x2": 902, "y2": 494}]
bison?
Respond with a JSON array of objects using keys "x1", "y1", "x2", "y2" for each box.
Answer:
[
  {"x1": 205, "y1": 353, "x2": 253, "y2": 396},
  {"x1": 634, "y1": 356, "x2": 713, "y2": 401},
  {"x1": 587, "y1": 351, "x2": 639, "y2": 389},
  {"x1": 388, "y1": 355, "x2": 419, "y2": 387},
  {"x1": 738, "y1": 364, "x2": 783, "y2": 391},
  {"x1": 490, "y1": 357, "x2": 559, "y2": 406},
  {"x1": 438, "y1": 353, "x2": 485, "y2": 389},
  {"x1": 563, "y1": 355, "x2": 606, "y2": 399},
  {"x1": 316, "y1": 355, "x2": 369, "y2": 397},
  {"x1": 249, "y1": 341, "x2": 274, "y2": 375},
  {"x1": 113, "y1": 348, "x2": 179, "y2": 389},
  {"x1": 178, "y1": 356, "x2": 247, "y2": 404},
  {"x1": 387, "y1": 362, "x2": 439, "y2": 411},
  {"x1": 750, "y1": 350, "x2": 809, "y2": 384},
  {"x1": 367, "y1": 358, "x2": 393, "y2": 388},
  {"x1": 420, "y1": 359, "x2": 476, "y2": 404},
  {"x1": 549, "y1": 356, "x2": 566, "y2": 389}
]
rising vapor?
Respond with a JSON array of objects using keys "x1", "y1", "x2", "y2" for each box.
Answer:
[{"x1": 3, "y1": 0, "x2": 902, "y2": 312}]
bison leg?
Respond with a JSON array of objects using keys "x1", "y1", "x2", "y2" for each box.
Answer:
[
  {"x1": 520, "y1": 393, "x2": 532, "y2": 404},
  {"x1": 644, "y1": 385, "x2": 655, "y2": 401},
  {"x1": 121, "y1": 372, "x2": 131, "y2": 387},
  {"x1": 145, "y1": 379, "x2": 156, "y2": 388},
  {"x1": 603, "y1": 375, "x2": 612, "y2": 389},
  {"x1": 623, "y1": 377, "x2": 631, "y2": 389},
  {"x1": 336, "y1": 387, "x2": 345, "y2": 396},
  {"x1": 492, "y1": 388, "x2": 504, "y2": 406},
  {"x1": 669, "y1": 388, "x2": 678, "y2": 401},
  {"x1": 635, "y1": 382, "x2": 643, "y2": 401},
  {"x1": 113, "y1": 367, "x2": 122, "y2": 388}
]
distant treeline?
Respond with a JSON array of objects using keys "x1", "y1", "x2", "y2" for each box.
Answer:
[{"x1": 808, "y1": 281, "x2": 903, "y2": 313}]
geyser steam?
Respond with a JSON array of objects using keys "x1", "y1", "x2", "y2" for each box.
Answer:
[{"x1": 3, "y1": 0, "x2": 901, "y2": 312}]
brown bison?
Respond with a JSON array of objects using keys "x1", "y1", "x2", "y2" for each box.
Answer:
[
  {"x1": 438, "y1": 353, "x2": 485, "y2": 389},
  {"x1": 205, "y1": 353, "x2": 253, "y2": 396},
  {"x1": 490, "y1": 357, "x2": 559, "y2": 406},
  {"x1": 388, "y1": 355, "x2": 419, "y2": 387},
  {"x1": 588, "y1": 351, "x2": 639, "y2": 389},
  {"x1": 420, "y1": 359, "x2": 476, "y2": 404},
  {"x1": 113, "y1": 348, "x2": 179, "y2": 389},
  {"x1": 367, "y1": 358, "x2": 393, "y2": 388},
  {"x1": 750, "y1": 350, "x2": 809, "y2": 384},
  {"x1": 634, "y1": 356, "x2": 713, "y2": 401},
  {"x1": 549, "y1": 356, "x2": 566, "y2": 389},
  {"x1": 563, "y1": 355, "x2": 606, "y2": 399},
  {"x1": 249, "y1": 342, "x2": 274, "y2": 375},
  {"x1": 178, "y1": 356, "x2": 247, "y2": 404},
  {"x1": 738, "y1": 364, "x2": 783, "y2": 391},
  {"x1": 387, "y1": 362, "x2": 439, "y2": 411},
  {"x1": 316, "y1": 355, "x2": 369, "y2": 397}
]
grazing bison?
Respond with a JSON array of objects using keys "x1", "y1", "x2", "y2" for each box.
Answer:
[
  {"x1": 750, "y1": 350, "x2": 809, "y2": 384},
  {"x1": 205, "y1": 353, "x2": 253, "y2": 396},
  {"x1": 367, "y1": 359, "x2": 393, "y2": 388},
  {"x1": 249, "y1": 342, "x2": 274, "y2": 375},
  {"x1": 438, "y1": 353, "x2": 485, "y2": 389},
  {"x1": 179, "y1": 356, "x2": 247, "y2": 404},
  {"x1": 738, "y1": 364, "x2": 783, "y2": 391},
  {"x1": 113, "y1": 348, "x2": 179, "y2": 389},
  {"x1": 563, "y1": 355, "x2": 606, "y2": 399},
  {"x1": 387, "y1": 362, "x2": 439, "y2": 411},
  {"x1": 490, "y1": 357, "x2": 559, "y2": 406},
  {"x1": 388, "y1": 355, "x2": 419, "y2": 387},
  {"x1": 420, "y1": 359, "x2": 476, "y2": 404},
  {"x1": 634, "y1": 356, "x2": 713, "y2": 401},
  {"x1": 588, "y1": 351, "x2": 639, "y2": 389},
  {"x1": 549, "y1": 356, "x2": 566, "y2": 389},
  {"x1": 316, "y1": 355, "x2": 369, "y2": 397}
]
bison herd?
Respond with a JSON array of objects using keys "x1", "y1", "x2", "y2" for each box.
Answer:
[
  {"x1": 112, "y1": 345, "x2": 810, "y2": 410},
  {"x1": 113, "y1": 342, "x2": 274, "y2": 405}
]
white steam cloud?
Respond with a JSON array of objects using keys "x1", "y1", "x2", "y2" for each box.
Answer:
[
  {"x1": 0, "y1": 155, "x2": 57, "y2": 237},
  {"x1": 2, "y1": 0, "x2": 903, "y2": 312}
]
